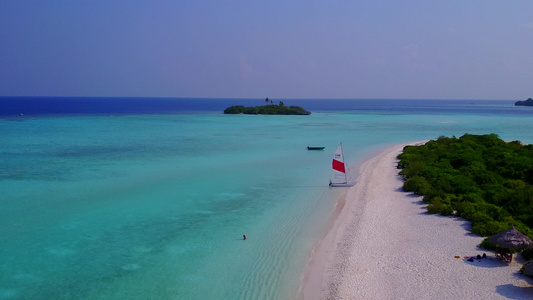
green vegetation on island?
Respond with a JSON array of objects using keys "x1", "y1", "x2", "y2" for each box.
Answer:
[
  {"x1": 397, "y1": 134, "x2": 533, "y2": 257},
  {"x1": 223, "y1": 98, "x2": 311, "y2": 115},
  {"x1": 515, "y1": 98, "x2": 533, "y2": 106}
]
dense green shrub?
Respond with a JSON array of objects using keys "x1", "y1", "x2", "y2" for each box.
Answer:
[
  {"x1": 471, "y1": 220, "x2": 507, "y2": 236},
  {"x1": 522, "y1": 248, "x2": 533, "y2": 261},
  {"x1": 403, "y1": 176, "x2": 432, "y2": 195},
  {"x1": 398, "y1": 134, "x2": 533, "y2": 252},
  {"x1": 223, "y1": 105, "x2": 246, "y2": 114},
  {"x1": 480, "y1": 237, "x2": 496, "y2": 250},
  {"x1": 426, "y1": 197, "x2": 454, "y2": 216},
  {"x1": 455, "y1": 201, "x2": 479, "y2": 219}
]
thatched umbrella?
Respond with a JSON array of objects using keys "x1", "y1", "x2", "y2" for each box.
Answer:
[
  {"x1": 490, "y1": 225, "x2": 533, "y2": 262},
  {"x1": 490, "y1": 226, "x2": 533, "y2": 250}
]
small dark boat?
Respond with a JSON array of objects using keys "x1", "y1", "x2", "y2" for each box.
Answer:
[{"x1": 307, "y1": 146, "x2": 325, "y2": 150}]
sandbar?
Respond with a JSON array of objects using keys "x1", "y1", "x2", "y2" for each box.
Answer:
[{"x1": 300, "y1": 142, "x2": 533, "y2": 300}]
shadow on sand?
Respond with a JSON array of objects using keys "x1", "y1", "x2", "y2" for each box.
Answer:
[
  {"x1": 496, "y1": 283, "x2": 533, "y2": 300},
  {"x1": 497, "y1": 270, "x2": 533, "y2": 299},
  {"x1": 462, "y1": 255, "x2": 510, "y2": 269}
]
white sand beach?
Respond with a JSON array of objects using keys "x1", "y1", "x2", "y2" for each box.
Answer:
[{"x1": 300, "y1": 142, "x2": 533, "y2": 300}]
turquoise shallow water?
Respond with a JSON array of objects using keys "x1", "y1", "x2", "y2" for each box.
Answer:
[{"x1": 1, "y1": 100, "x2": 532, "y2": 299}]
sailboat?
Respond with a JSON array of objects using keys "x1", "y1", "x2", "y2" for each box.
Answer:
[{"x1": 329, "y1": 143, "x2": 355, "y2": 187}]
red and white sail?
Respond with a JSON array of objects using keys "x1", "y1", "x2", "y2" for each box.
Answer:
[
  {"x1": 330, "y1": 143, "x2": 354, "y2": 187},
  {"x1": 332, "y1": 144, "x2": 346, "y2": 174}
]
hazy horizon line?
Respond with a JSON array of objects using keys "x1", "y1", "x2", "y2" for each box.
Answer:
[{"x1": 0, "y1": 95, "x2": 521, "y2": 101}]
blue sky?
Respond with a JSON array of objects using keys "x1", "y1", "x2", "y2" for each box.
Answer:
[{"x1": 1, "y1": 0, "x2": 532, "y2": 99}]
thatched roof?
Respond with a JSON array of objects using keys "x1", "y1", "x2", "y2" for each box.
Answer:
[{"x1": 489, "y1": 225, "x2": 533, "y2": 251}]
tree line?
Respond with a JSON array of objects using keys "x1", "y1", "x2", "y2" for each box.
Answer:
[{"x1": 397, "y1": 134, "x2": 533, "y2": 249}]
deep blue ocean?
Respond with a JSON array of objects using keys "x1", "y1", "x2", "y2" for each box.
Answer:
[
  {"x1": 1, "y1": 97, "x2": 531, "y2": 299},
  {"x1": 1, "y1": 97, "x2": 530, "y2": 116}
]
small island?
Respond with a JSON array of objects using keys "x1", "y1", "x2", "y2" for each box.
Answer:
[
  {"x1": 224, "y1": 98, "x2": 311, "y2": 115},
  {"x1": 515, "y1": 98, "x2": 533, "y2": 106}
]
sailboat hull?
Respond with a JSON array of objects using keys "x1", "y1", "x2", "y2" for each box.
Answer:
[{"x1": 329, "y1": 182, "x2": 355, "y2": 187}]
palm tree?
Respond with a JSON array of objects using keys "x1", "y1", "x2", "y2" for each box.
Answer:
[{"x1": 265, "y1": 97, "x2": 270, "y2": 105}]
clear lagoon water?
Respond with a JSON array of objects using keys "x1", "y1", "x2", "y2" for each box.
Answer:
[{"x1": 1, "y1": 98, "x2": 531, "y2": 299}]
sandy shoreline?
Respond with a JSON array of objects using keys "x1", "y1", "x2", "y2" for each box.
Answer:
[{"x1": 300, "y1": 142, "x2": 533, "y2": 300}]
